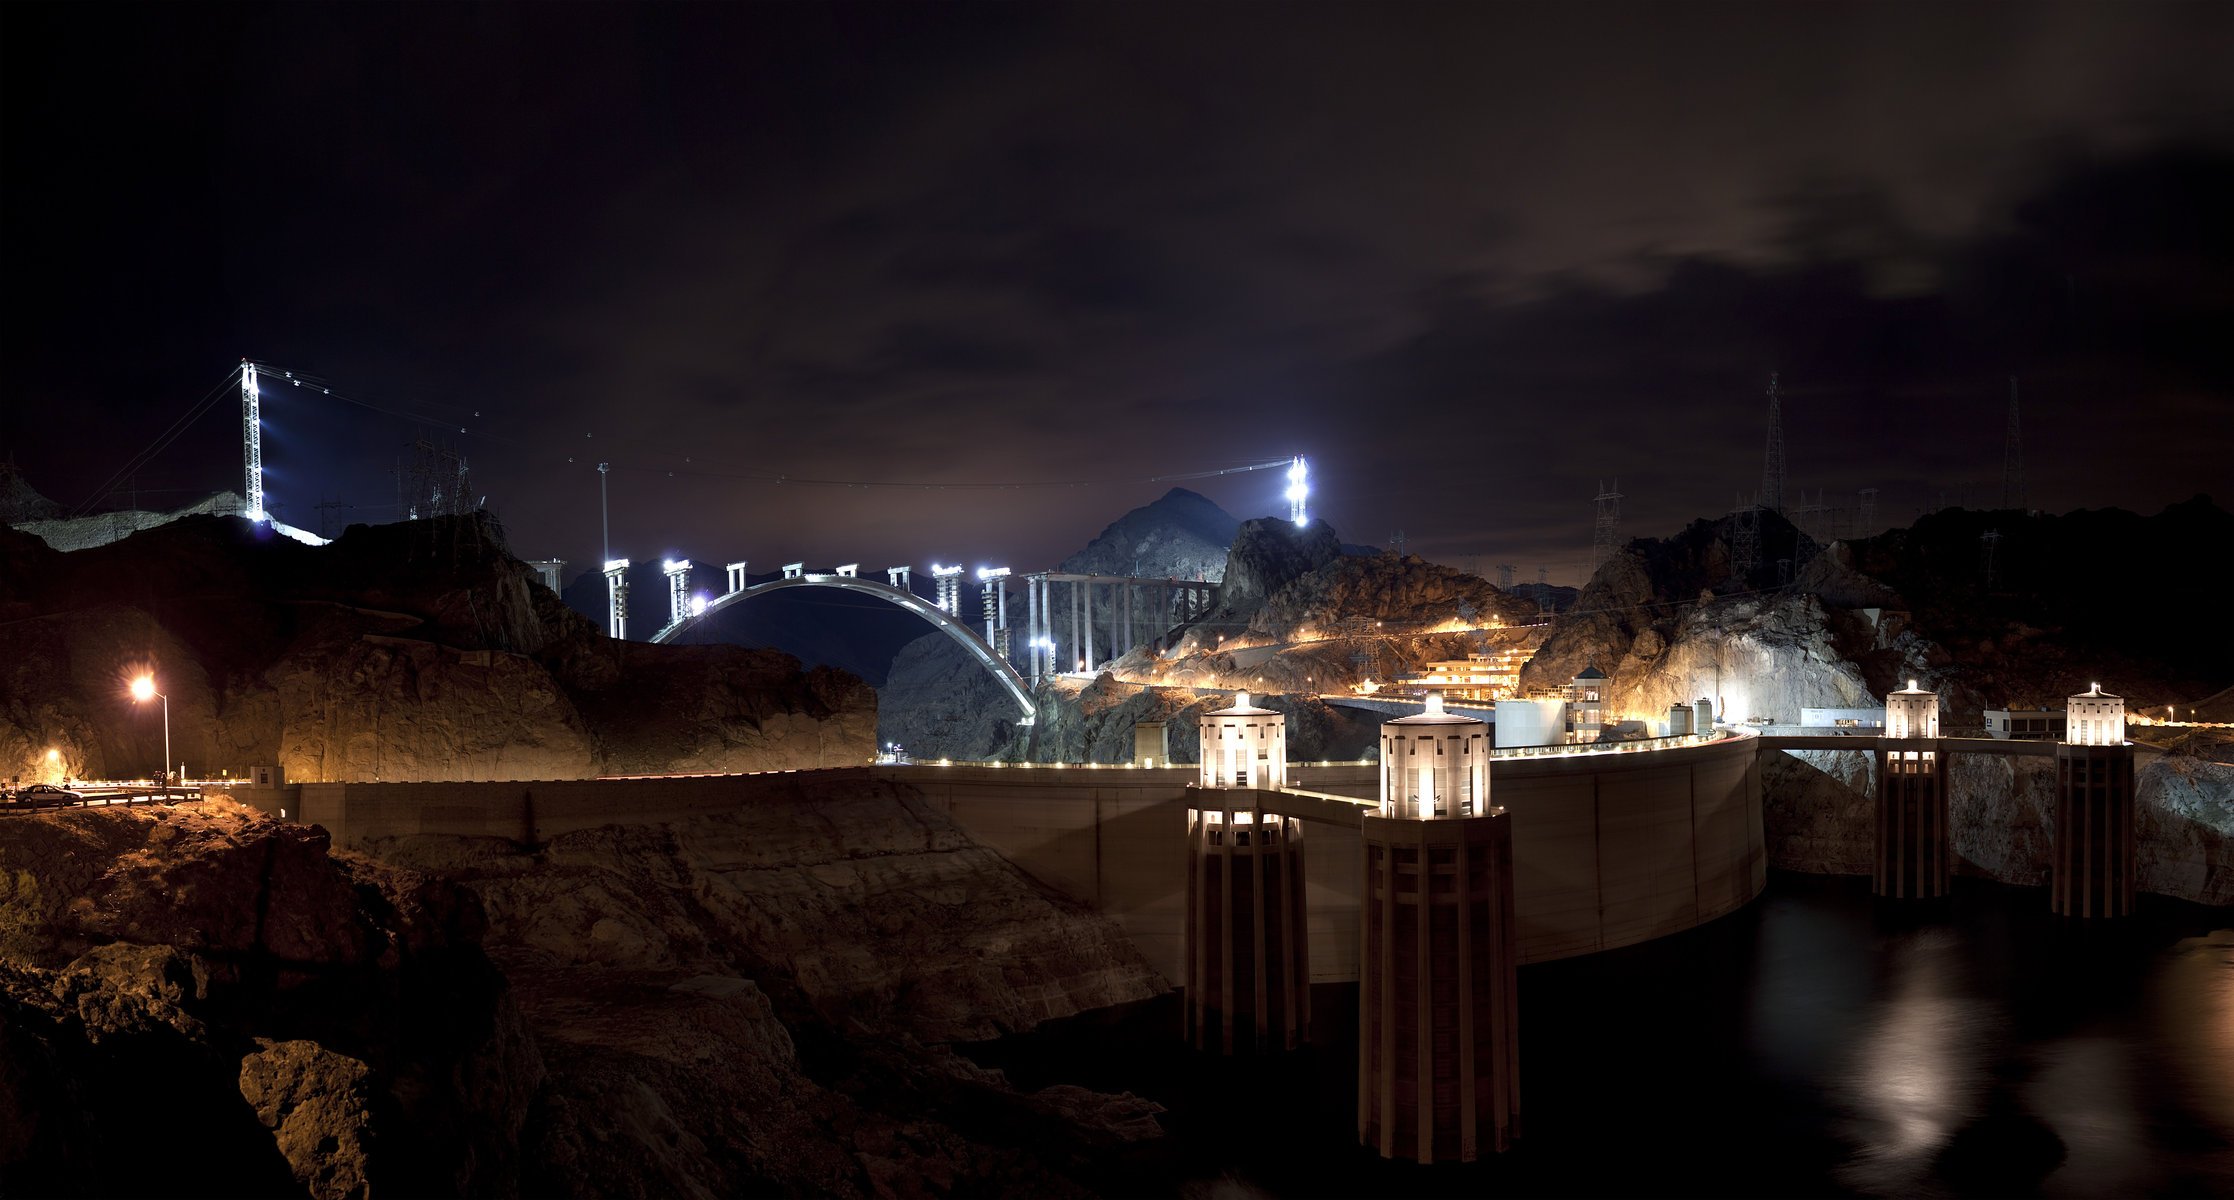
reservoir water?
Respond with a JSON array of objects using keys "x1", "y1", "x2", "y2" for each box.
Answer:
[{"x1": 966, "y1": 873, "x2": 2234, "y2": 1196}]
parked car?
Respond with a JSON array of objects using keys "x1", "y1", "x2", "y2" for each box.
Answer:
[{"x1": 12, "y1": 784, "x2": 82, "y2": 808}]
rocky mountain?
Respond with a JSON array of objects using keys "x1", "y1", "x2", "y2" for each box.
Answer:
[
  {"x1": 1193, "y1": 517, "x2": 1342, "y2": 631},
  {"x1": 1524, "y1": 497, "x2": 2234, "y2": 725},
  {"x1": 0, "y1": 513, "x2": 873, "y2": 784},
  {"x1": 1056, "y1": 487, "x2": 1240, "y2": 581},
  {"x1": 1, "y1": 782, "x2": 1175, "y2": 1198}
]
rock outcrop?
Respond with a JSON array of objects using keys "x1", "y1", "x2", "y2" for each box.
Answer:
[
  {"x1": 1201, "y1": 517, "x2": 1341, "y2": 626},
  {"x1": 0, "y1": 802, "x2": 540, "y2": 1198},
  {"x1": 369, "y1": 773, "x2": 1172, "y2": 1196}
]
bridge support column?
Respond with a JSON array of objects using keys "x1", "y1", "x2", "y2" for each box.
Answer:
[
  {"x1": 2052, "y1": 742, "x2": 2136, "y2": 918},
  {"x1": 1024, "y1": 575, "x2": 1039, "y2": 682},
  {"x1": 603, "y1": 559, "x2": 630, "y2": 641},
  {"x1": 1186, "y1": 793, "x2": 1310, "y2": 1055},
  {"x1": 1359, "y1": 807, "x2": 1519, "y2": 1161},
  {"x1": 1874, "y1": 738, "x2": 1949, "y2": 900},
  {"x1": 1070, "y1": 580, "x2": 1082, "y2": 673},
  {"x1": 727, "y1": 561, "x2": 748, "y2": 594},
  {"x1": 1083, "y1": 581, "x2": 1096, "y2": 672}
]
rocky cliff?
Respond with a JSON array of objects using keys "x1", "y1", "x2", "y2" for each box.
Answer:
[
  {"x1": 368, "y1": 773, "x2": 1171, "y2": 1196},
  {"x1": 1761, "y1": 745, "x2": 2234, "y2": 906},
  {"x1": 3, "y1": 778, "x2": 1178, "y2": 1197},
  {"x1": 1529, "y1": 499, "x2": 2232, "y2": 728},
  {"x1": 1008, "y1": 675, "x2": 1378, "y2": 765},
  {"x1": 0, "y1": 514, "x2": 874, "y2": 784}
]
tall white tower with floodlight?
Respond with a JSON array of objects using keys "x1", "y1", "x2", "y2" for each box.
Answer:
[
  {"x1": 1287, "y1": 456, "x2": 1310, "y2": 526},
  {"x1": 241, "y1": 361, "x2": 264, "y2": 521}
]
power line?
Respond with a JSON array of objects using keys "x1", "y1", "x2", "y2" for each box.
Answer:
[
  {"x1": 70, "y1": 366, "x2": 243, "y2": 517},
  {"x1": 247, "y1": 361, "x2": 1302, "y2": 493}
]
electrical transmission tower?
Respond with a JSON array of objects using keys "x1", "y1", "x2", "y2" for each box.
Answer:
[
  {"x1": 1729, "y1": 493, "x2": 1760, "y2": 585},
  {"x1": 400, "y1": 437, "x2": 472, "y2": 522},
  {"x1": 314, "y1": 498, "x2": 354, "y2": 538},
  {"x1": 1389, "y1": 530, "x2": 1408, "y2": 555},
  {"x1": 2003, "y1": 376, "x2": 2026, "y2": 511},
  {"x1": 1760, "y1": 371, "x2": 1786, "y2": 515},
  {"x1": 1981, "y1": 528, "x2": 2002, "y2": 589},
  {"x1": 1592, "y1": 479, "x2": 1623, "y2": 572},
  {"x1": 1496, "y1": 563, "x2": 1515, "y2": 590},
  {"x1": 1858, "y1": 487, "x2": 1878, "y2": 533}
]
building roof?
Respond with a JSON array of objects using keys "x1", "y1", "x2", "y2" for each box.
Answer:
[
  {"x1": 1385, "y1": 692, "x2": 1487, "y2": 727},
  {"x1": 1209, "y1": 690, "x2": 1279, "y2": 716},
  {"x1": 1573, "y1": 664, "x2": 1607, "y2": 680},
  {"x1": 2070, "y1": 682, "x2": 2122, "y2": 700},
  {"x1": 1892, "y1": 679, "x2": 1935, "y2": 695}
]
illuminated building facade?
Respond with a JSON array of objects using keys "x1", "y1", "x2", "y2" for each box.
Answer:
[
  {"x1": 2053, "y1": 683, "x2": 2135, "y2": 918},
  {"x1": 1568, "y1": 665, "x2": 1607, "y2": 743},
  {"x1": 1875, "y1": 680, "x2": 1948, "y2": 900},
  {"x1": 1402, "y1": 649, "x2": 1531, "y2": 702},
  {"x1": 1359, "y1": 694, "x2": 1519, "y2": 1161}
]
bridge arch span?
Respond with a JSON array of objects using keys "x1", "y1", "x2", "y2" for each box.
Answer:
[{"x1": 652, "y1": 575, "x2": 1035, "y2": 723}]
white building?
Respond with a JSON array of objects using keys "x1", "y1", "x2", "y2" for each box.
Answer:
[
  {"x1": 1380, "y1": 693, "x2": 1491, "y2": 819},
  {"x1": 1493, "y1": 697, "x2": 1566, "y2": 748},
  {"x1": 2066, "y1": 683, "x2": 2125, "y2": 746},
  {"x1": 1199, "y1": 692, "x2": 1287, "y2": 789}
]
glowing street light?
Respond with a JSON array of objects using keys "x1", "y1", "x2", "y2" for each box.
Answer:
[{"x1": 129, "y1": 675, "x2": 171, "y2": 794}]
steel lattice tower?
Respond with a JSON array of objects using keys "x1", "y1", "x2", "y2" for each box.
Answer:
[
  {"x1": 1858, "y1": 487, "x2": 1878, "y2": 533},
  {"x1": 240, "y1": 361, "x2": 263, "y2": 521},
  {"x1": 2003, "y1": 376, "x2": 2026, "y2": 511},
  {"x1": 1729, "y1": 494, "x2": 1761, "y2": 584},
  {"x1": 1760, "y1": 372, "x2": 1786, "y2": 515},
  {"x1": 1592, "y1": 480, "x2": 1623, "y2": 572}
]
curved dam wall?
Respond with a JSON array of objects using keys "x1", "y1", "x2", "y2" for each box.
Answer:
[
  {"x1": 897, "y1": 735, "x2": 1767, "y2": 979},
  {"x1": 259, "y1": 735, "x2": 1766, "y2": 983}
]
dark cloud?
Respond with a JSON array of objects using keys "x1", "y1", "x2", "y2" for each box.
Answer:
[{"x1": 4, "y1": 2, "x2": 2230, "y2": 583}]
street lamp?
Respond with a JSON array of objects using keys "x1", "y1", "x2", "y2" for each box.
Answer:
[{"x1": 129, "y1": 675, "x2": 169, "y2": 795}]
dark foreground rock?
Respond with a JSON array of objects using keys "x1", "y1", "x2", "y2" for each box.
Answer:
[{"x1": 0, "y1": 802, "x2": 537, "y2": 1198}]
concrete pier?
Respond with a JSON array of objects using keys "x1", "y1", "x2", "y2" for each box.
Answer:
[
  {"x1": 1358, "y1": 807, "x2": 1520, "y2": 1162},
  {"x1": 1185, "y1": 794, "x2": 1310, "y2": 1053},
  {"x1": 2052, "y1": 741, "x2": 2136, "y2": 918}
]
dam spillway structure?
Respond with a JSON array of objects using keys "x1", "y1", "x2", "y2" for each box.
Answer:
[
  {"x1": 1875, "y1": 679, "x2": 1949, "y2": 901},
  {"x1": 1359, "y1": 692, "x2": 1519, "y2": 1163},
  {"x1": 2053, "y1": 683, "x2": 2136, "y2": 919},
  {"x1": 1185, "y1": 694, "x2": 1310, "y2": 1054}
]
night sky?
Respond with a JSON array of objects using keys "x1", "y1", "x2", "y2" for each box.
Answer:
[{"x1": 5, "y1": 3, "x2": 2230, "y2": 585}]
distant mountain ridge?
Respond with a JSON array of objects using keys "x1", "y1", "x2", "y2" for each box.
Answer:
[{"x1": 1056, "y1": 487, "x2": 1239, "y2": 580}]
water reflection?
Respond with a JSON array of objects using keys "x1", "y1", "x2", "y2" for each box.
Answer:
[
  {"x1": 965, "y1": 879, "x2": 2234, "y2": 1197},
  {"x1": 1839, "y1": 929, "x2": 1993, "y2": 1192}
]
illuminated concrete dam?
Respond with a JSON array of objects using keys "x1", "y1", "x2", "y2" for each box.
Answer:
[{"x1": 255, "y1": 730, "x2": 1773, "y2": 978}]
